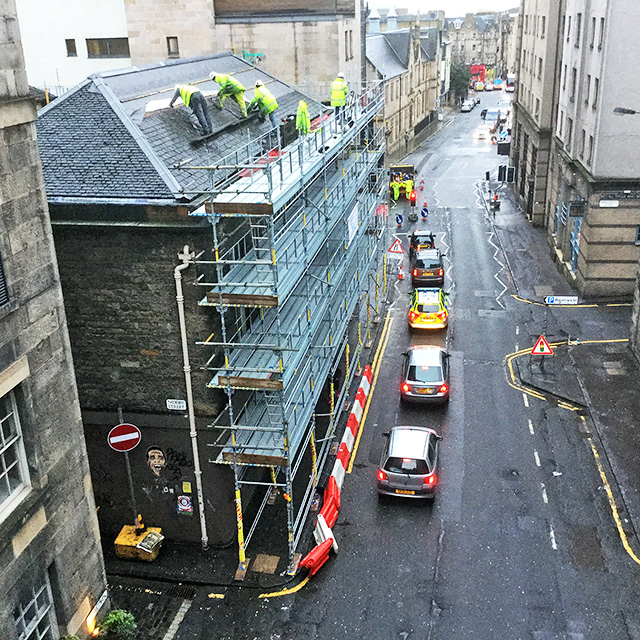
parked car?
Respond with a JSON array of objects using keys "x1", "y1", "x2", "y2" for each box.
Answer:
[
  {"x1": 475, "y1": 124, "x2": 491, "y2": 140},
  {"x1": 411, "y1": 248, "x2": 445, "y2": 287},
  {"x1": 408, "y1": 288, "x2": 449, "y2": 330},
  {"x1": 400, "y1": 345, "x2": 450, "y2": 403},
  {"x1": 474, "y1": 81, "x2": 484, "y2": 91},
  {"x1": 480, "y1": 108, "x2": 488, "y2": 119},
  {"x1": 485, "y1": 81, "x2": 494, "y2": 91},
  {"x1": 376, "y1": 426, "x2": 442, "y2": 499},
  {"x1": 473, "y1": 96, "x2": 481, "y2": 106},
  {"x1": 461, "y1": 100, "x2": 474, "y2": 112},
  {"x1": 409, "y1": 229, "x2": 436, "y2": 259}
]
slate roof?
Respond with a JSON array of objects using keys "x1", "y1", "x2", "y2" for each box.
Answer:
[
  {"x1": 366, "y1": 34, "x2": 406, "y2": 79},
  {"x1": 420, "y1": 28, "x2": 439, "y2": 62},
  {"x1": 36, "y1": 53, "x2": 325, "y2": 207}
]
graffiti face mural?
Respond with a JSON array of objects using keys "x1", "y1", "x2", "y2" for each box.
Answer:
[{"x1": 146, "y1": 446, "x2": 167, "y2": 477}]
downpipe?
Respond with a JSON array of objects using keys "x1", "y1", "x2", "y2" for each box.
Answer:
[{"x1": 174, "y1": 245, "x2": 209, "y2": 550}]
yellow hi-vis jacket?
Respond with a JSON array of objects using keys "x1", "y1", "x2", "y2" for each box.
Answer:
[
  {"x1": 330, "y1": 78, "x2": 348, "y2": 106},
  {"x1": 296, "y1": 100, "x2": 310, "y2": 135},
  {"x1": 249, "y1": 85, "x2": 278, "y2": 115},
  {"x1": 214, "y1": 74, "x2": 246, "y2": 95},
  {"x1": 178, "y1": 85, "x2": 198, "y2": 107}
]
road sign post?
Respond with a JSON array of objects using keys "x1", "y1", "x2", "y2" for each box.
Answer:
[{"x1": 109, "y1": 409, "x2": 141, "y2": 527}]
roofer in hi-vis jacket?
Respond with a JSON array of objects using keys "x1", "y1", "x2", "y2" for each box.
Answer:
[
  {"x1": 169, "y1": 84, "x2": 213, "y2": 136},
  {"x1": 210, "y1": 72, "x2": 248, "y2": 118}
]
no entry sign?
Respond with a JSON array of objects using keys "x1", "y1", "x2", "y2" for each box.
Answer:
[{"x1": 108, "y1": 423, "x2": 141, "y2": 452}]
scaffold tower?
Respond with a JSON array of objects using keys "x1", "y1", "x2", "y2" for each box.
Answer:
[{"x1": 191, "y1": 82, "x2": 386, "y2": 571}]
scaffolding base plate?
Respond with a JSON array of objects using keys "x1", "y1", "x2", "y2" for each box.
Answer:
[
  {"x1": 235, "y1": 560, "x2": 250, "y2": 581},
  {"x1": 287, "y1": 553, "x2": 302, "y2": 576},
  {"x1": 267, "y1": 487, "x2": 279, "y2": 506}
]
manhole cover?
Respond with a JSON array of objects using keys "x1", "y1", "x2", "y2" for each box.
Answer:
[{"x1": 166, "y1": 585, "x2": 196, "y2": 600}]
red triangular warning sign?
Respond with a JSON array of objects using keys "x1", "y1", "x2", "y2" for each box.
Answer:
[
  {"x1": 388, "y1": 238, "x2": 404, "y2": 254},
  {"x1": 531, "y1": 335, "x2": 554, "y2": 355}
]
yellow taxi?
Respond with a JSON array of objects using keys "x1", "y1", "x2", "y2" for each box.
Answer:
[{"x1": 408, "y1": 288, "x2": 449, "y2": 330}]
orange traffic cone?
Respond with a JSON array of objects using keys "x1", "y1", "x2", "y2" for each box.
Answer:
[
  {"x1": 398, "y1": 264, "x2": 404, "y2": 280},
  {"x1": 419, "y1": 179, "x2": 424, "y2": 191}
]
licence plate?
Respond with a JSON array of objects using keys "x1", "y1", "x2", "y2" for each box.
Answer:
[
  {"x1": 416, "y1": 387, "x2": 435, "y2": 394},
  {"x1": 395, "y1": 489, "x2": 415, "y2": 495},
  {"x1": 422, "y1": 271, "x2": 434, "y2": 276}
]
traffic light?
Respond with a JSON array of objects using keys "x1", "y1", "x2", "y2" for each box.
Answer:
[
  {"x1": 410, "y1": 191, "x2": 417, "y2": 207},
  {"x1": 507, "y1": 166, "x2": 516, "y2": 183},
  {"x1": 498, "y1": 165, "x2": 507, "y2": 182}
]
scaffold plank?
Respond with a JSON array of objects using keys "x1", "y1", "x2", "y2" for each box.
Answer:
[
  {"x1": 218, "y1": 375, "x2": 283, "y2": 391},
  {"x1": 208, "y1": 293, "x2": 279, "y2": 307},
  {"x1": 222, "y1": 451, "x2": 289, "y2": 466}
]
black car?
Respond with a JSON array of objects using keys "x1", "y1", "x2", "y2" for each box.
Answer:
[
  {"x1": 409, "y1": 229, "x2": 436, "y2": 259},
  {"x1": 411, "y1": 248, "x2": 445, "y2": 287}
]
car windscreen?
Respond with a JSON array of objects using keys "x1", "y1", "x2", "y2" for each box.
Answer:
[
  {"x1": 408, "y1": 364, "x2": 443, "y2": 383},
  {"x1": 384, "y1": 456, "x2": 430, "y2": 475},
  {"x1": 486, "y1": 109, "x2": 500, "y2": 119},
  {"x1": 416, "y1": 303, "x2": 440, "y2": 314},
  {"x1": 415, "y1": 258, "x2": 440, "y2": 269}
]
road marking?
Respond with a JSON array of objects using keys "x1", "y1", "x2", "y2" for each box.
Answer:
[
  {"x1": 259, "y1": 575, "x2": 310, "y2": 598},
  {"x1": 522, "y1": 393, "x2": 529, "y2": 407},
  {"x1": 347, "y1": 310, "x2": 394, "y2": 474},
  {"x1": 515, "y1": 343, "x2": 519, "y2": 351},
  {"x1": 534, "y1": 450, "x2": 540, "y2": 467},
  {"x1": 549, "y1": 526, "x2": 558, "y2": 550},
  {"x1": 515, "y1": 325, "x2": 520, "y2": 335},
  {"x1": 162, "y1": 600, "x2": 192, "y2": 640},
  {"x1": 528, "y1": 419, "x2": 534, "y2": 435},
  {"x1": 511, "y1": 294, "x2": 630, "y2": 309},
  {"x1": 541, "y1": 484, "x2": 548, "y2": 503}
]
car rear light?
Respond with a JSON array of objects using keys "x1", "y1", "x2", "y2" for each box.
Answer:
[
  {"x1": 439, "y1": 384, "x2": 448, "y2": 394},
  {"x1": 377, "y1": 470, "x2": 387, "y2": 482},
  {"x1": 437, "y1": 312, "x2": 447, "y2": 321},
  {"x1": 438, "y1": 268, "x2": 444, "y2": 277},
  {"x1": 413, "y1": 268, "x2": 418, "y2": 277},
  {"x1": 409, "y1": 311, "x2": 418, "y2": 321},
  {"x1": 401, "y1": 383, "x2": 410, "y2": 392},
  {"x1": 424, "y1": 474, "x2": 437, "y2": 485}
]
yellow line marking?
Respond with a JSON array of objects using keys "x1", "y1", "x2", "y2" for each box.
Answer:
[
  {"x1": 259, "y1": 575, "x2": 310, "y2": 598},
  {"x1": 584, "y1": 416, "x2": 640, "y2": 565},
  {"x1": 208, "y1": 593, "x2": 225, "y2": 599},
  {"x1": 347, "y1": 310, "x2": 394, "y2": 474}
]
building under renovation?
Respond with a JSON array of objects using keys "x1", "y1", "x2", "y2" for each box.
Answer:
[{"x1": 36, "y1": 52, "x2": 386, "y2": 570}]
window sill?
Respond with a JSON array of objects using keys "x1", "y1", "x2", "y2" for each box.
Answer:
[
  {"x1": 0, "y1": 298, "x2": 18, "y2": 321},
  {"x1": 168, "y1": 53, "x2": 180, "y2": 59}
]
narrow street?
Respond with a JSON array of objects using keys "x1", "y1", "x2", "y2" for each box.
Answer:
[{"x1": 150, "y1": 93, "x2": 640, "y2": 639}]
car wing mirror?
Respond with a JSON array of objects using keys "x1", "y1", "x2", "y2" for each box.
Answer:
[
  {"x1": 436, "y1": 434, "x2": 443, "y2": 441},
  {"x1": 382, "y1": 431, "x2": 390, "y2": 437},
  {"x1": 402, "y1": 351, "x2": 409, "y2": 357}
]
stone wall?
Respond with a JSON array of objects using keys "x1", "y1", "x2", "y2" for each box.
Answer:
[{"x1": 0, "y1": 2, "x2": 107, "y2": 637}]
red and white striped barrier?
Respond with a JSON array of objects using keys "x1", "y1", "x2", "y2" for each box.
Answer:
[{"x1": 302, "y1": 365, "x2": 373, "y2": 577}]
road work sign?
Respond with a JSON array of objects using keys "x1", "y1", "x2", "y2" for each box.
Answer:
[
  {"x1": 531, "y1": 335, "x2": 554, "y2": 355},
  {"x1": 544, "y1": 296, "x2": 579, "y2": 305},
  {"x1": 388, "y1": 238, "x2": 404, "y2": 254}
]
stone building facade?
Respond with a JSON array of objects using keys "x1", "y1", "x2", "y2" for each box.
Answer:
[
  {"x1": 510, "y1": 0, "x2": 565, "y2": 226},
  {"x1": 0, "y1": 2, "x2": 107, "y2": 638},
  {"x1": 548, "y1": 0, "x2": 640, "y2": 297}
]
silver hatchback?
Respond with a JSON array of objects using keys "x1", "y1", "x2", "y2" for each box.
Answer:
[
  {"x1": 377, "y1": 426, "x2": 442, "y2": 499},
  {"x1": 401, "y1": 345, "x2": 450, "y2": 403}
]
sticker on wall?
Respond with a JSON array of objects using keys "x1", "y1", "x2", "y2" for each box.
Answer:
[{"x1": 177, "y1": 495, "x2": 193, "y2": 515}]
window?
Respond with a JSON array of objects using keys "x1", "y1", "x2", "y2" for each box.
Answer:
[
  {"x1": 570, "y1": 67, "x2": 577, "y2": 100},
  {"x1": 580, "y1": 129, "x2": 586, "y2": 157},
  {"x1": 0, "y1": 389, "x2": 29, "y2": 516},
  {"x1": 559, "y1": 110, "x2": 564, "y2": 137},
  {"x1": 13, "y1": 573, "x2": 58, "y2": 640},
  {"x1": 590, "y1": 17, "x2": 596, "y2": 48},
  {"x1": 166, "y1": 36, "x2": 179, "y2": 58},
  {"x1": 593, "y1": 77, "x2": 599, "y2": 108},
  {"x1": 0, "y1": 254, "x2": 9, "y2": 307},
  {"x1": 541, "y1": 16, "x2": 546, "y2": 38},
  {"x1": 588, "y1": 135, "x2": 594, "y2": 164},
  {"x1": 86, "y1": 38, "x2": 130, "y2": 58},
  {"x1": 567, "y1": 15, "x2": 571, "y2": 42},
  {"x1": 535, "y1": 97, "x2": 540, "y2": 119},
  {"x1": 585, "y1": 75, "x2": 591, "y2": 105},
  {"x1": 350, "y1": 30, "x2": 354, "y2": 60},
  {"x1": 598, "y1": 17, "x2": 604, "y2": 50},
  {"x1": 635, "y1": 226, "x2": 640, "y2": 246},
  {"x1": 562, "y1": 64, "x2": 567, "y2": 90},
  {"x1": 567, "y1": 117, "x2": 573, "y2": 147},
  {"x1": 65, "y1": 39, "x2": 77, "y2": 57},
  {"x1": 345, "y1": 31, "x2": 348, "y2": 61},
  {"x1": 537, "y1": 57, "x2": 542, "y2": 79},
  {"x1": 575, "y1": 13, "x2": 582, "y2": 46}
]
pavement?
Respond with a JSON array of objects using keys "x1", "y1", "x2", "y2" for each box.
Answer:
[{"x1": 103, "y1": 106, "x2": 640, "y2": 638}]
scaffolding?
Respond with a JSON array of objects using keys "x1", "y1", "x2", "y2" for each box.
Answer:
[{"x1": 189, "y1": 83, "x2": 387, "y2": 570}]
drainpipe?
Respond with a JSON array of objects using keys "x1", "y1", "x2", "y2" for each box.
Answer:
[{"x1": 175, "y1": 245, "x2": 209, "y2": 550}]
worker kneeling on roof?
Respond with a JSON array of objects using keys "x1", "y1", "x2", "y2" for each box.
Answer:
[
  {"x1": 210, "y1": 72, "x2": 248, "y2": 119},
  {"x1": 249, "y1": 80, "x2": 279, "y2": 129},
  {"x1": 169, "y1": 84, "x2": 213, "y2": 136},
  {"x1": 296, "y1": 100, "x2": 310, "y2": 136}
]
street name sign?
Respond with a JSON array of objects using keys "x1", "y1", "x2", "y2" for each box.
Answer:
[
  {"x1": 108, "y1": 423, "x2": 141, "y2": 452},
  {"x1": 531, "y1": 335, "x2": 554, "y2": 355},
  {"x1": 544, "y1": 296, "x2": 579, "y2": 305},
  {"x1": 166, "y1": 399, "x2": 187, "y2": 411}
]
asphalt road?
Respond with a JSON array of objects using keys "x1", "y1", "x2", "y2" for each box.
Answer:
[{"x1": 177, "y1": 92, "x2": 640, "y2": 639}]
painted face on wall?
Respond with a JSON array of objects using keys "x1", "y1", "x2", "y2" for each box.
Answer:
[{"x1": 146, "y1": 447, "x2": 166, "y2": 477}]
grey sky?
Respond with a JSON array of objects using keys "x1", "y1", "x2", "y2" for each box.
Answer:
[{"x1": 370, "y1": 2, "x2": 519, "y2": 17}]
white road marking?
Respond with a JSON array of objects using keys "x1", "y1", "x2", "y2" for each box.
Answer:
[
  {"x1": 549, "y1": 526, "x2": 558, "y2": 550},
  {"x1": 516, "y1": 325, "x2": 520, "y2": 335},
  {"x1": 528, "y1": 419, "x2": 534, "y2": 435},
  {"x1": 515, "y1": 343, "x2": 519, "y2": 351},
  {"x1": 522, "y1": 393, "x2": 529, "y2": 407},
  {"x1": 541, "y1": 484, "x2": 548, "y2": 503},
  {"x1": 534, "y1": 450, "x2": 541, "y2": 467}
]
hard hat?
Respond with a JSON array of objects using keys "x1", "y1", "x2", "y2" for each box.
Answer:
[
  {"x1": 255, "y1": 80, "x2": 264, "y2": 87},
  {"x1": 209, "y1": 72, "x2": 218, "y2": 80},
  {"x1": 338, "y1": 73, "x2": 345, "y2": 79}
]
